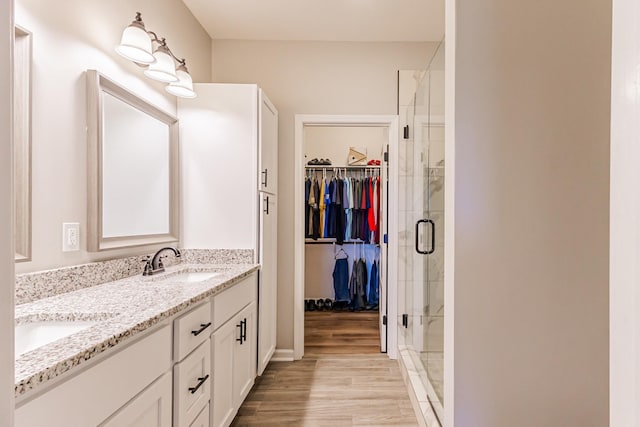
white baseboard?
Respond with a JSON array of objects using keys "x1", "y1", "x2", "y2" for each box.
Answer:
[{"x1": 271, "y1": 349, "x2": 294, "y2": 362}]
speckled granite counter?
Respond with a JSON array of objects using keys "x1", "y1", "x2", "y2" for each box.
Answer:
[{"x1": 14, "y1": 262, "x2": 259, "y2": 399}]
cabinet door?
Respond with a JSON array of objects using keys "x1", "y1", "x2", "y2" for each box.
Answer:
[
  {"x1": 233, "y1": 302, "x2": 257, "y2": 408},
  {"x1": 259, "y1": 90, "x2": 278, "y2": 194},
  {"x1": 258, "y1": 194, "x2": 277, "y2": 375},
  {"x1": 100, "y1": 372, "x2": 172, "y2": 427},
  {"x1": 212, "y1": 319, "x2": 236, "y2": 427},
  {"x1": 189, "y1": 403, "x2": 209, "y2": 427}
]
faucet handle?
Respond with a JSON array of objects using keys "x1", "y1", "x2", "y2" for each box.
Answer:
[{"x1": 142, "y1": 256, "x2": 152, "y2": 276}]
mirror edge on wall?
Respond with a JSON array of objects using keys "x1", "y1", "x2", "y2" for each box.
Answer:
[
  {"x1": 86, "y1": 69, "x2": 180, "y2": 252},
  {"x1": 14, "y1": 25, "x2": 32, "y2": 263}
]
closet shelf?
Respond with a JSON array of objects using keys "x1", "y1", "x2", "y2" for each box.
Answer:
[
  {"x1": 305, "y1": 165, "x2": 381, "y2": 169},
  {"x1": 305, "y1": 238, "x2": 380, "y2": 246}
]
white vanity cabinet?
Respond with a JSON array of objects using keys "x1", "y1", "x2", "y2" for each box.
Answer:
[
  {"x1": 15, "y1": 299, "x2": 215, "y2": 427},
  {"x1": 211, "y1": 273, "x2": 258, "y2": 427},
  {"x1": 100, "y1": 371, "x2": 173, "y2": 427},
  {"x1": 180, "y1": 85, "x2": 279, "y2": 379},
  {"x1": 15, "y1": 324, "x2": 172, "y2": 427}
]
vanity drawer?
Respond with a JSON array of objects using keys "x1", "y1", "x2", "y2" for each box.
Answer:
[
  {"x1": 174, "y1": 301, "x2": 212, "y2": 361},
  {"x1": 213, "y1": 273, "x2": 257, "y2": 330},
  {"x1": 173, "y1": 339, "x2": 211, "y2": 427}
]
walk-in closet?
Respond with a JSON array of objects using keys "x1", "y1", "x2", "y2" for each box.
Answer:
[{"x1": 302, "y1": 124, "x2": 388, "y2": 353}]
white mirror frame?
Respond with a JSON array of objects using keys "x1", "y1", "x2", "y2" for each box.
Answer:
[
  {"x1": 86, "y1": 70, "x2": 179, "y2": 251},
  {"x1": 14, "y1": 26, "x2": 32, "y2": 262}
]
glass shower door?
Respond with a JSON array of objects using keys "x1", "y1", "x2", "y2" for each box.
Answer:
[{"x1": 398, "y1": 41, "x2": 445, "y2": 421}]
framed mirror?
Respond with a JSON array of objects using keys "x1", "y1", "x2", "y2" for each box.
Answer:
[
  {"x1": 14, "y1": 26, "x2": 32, "y2": 262},
  {"x1": 86, "y1": 70, "x2": 179, "y2": 251}
]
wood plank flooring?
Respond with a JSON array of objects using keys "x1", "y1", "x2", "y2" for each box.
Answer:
[{"x1": 231, "y1": 311, "x2": 418, "y2": 426}]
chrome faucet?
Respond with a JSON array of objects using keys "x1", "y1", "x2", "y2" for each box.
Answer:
[{"x1": 143, "y1": 247, "x2": 182, "y2": 276}]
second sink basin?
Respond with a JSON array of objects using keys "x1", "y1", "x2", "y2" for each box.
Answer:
[{"x1": 15, "y1": 320, "x2": 99, "y2": 357}]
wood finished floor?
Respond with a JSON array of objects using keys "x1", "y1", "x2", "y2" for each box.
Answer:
[{"x1": 231, "y1": 311, "x2": 418, "y2": 426}]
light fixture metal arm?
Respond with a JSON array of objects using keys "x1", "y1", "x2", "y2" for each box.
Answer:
[{"x1": 145, "y1": 31, "x2": 186, "y2": 66}]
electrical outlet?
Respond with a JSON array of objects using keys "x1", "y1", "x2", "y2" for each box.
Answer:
[{"x1": 62, "y1": 223, "x2": 80, "y2": 252}]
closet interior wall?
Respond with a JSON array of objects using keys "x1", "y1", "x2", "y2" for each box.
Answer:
[{"x1": 304, "y1": 126, "x2": 386, "y2": 301}]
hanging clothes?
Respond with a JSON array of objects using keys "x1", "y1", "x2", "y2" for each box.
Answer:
[
  {"x1": 333, "y1": 255, "x2": 350, "y2": 301},
  {"x1": 349, "y1": 256, "x2": 368, "y2": 310},
  {"x1": 334, "y1": 177, "x2": 345, "y2": 245},
  {"x1": 374, "y1": 176, "x2": 381, "y2": 244},
  {"x1": 304, "y1": 168, "x2": 381, "y2": 244},
  {"x1": 307, "y1": 177, "x2": 321, "y2": 240},
  {"x1": 343, "y1": 178, "x2": 352, "y2": 242},
  {"x1": 319, "y1": 176, "x2": 326, "y2": 238},
  {"x1": 304, "y1": 177, "x2": 311, "y2": 238},
  {"x1": 368, "y1": 260, "x2": 379, "y2": 308},
  {"x1": 326, "y1": 178, "x2": 336, "y2": 238}
]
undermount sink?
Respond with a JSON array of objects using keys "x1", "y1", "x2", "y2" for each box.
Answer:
[
  {"x1": 171, "y1": 271, "x2": 221, "y2": 283},
  {"x1": 15, "y1": 320, "x2": 99, "y2": 358}
]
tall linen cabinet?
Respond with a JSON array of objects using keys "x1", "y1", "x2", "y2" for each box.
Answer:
[{"x1": 178, "y1": 83, "x2": 278, "y2": 425}]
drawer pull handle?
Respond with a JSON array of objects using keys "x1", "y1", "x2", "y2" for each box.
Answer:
[
  {"x1": 191, "y1": 322, "x2": 212, "y2": 336},
  {"x1": 242, "y1": 318, "x2": 247, "y2": 342},
  {"x1": 188, "y1": 374, "x2": 210, "y2": 394}
]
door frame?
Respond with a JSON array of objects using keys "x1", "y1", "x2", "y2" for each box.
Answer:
[{"x1": 293, "y1": 114, "x2": 399, "y2": 360}]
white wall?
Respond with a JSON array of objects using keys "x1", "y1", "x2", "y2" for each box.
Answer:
[
  {"x1": 212, "y1": 40, "x2": 438, "y2": 351},
  {"x1": 0, "y1": 2, "x2": 15, "y2": 425},
  {"x1": 304, "y1": 126, "x2": 386, "y2": 167},
  {"x1": 452, "y1": 0, "x2": 610, "y2": 425},
  {"x1": 14, "y1": 0, "x2": 211, "y2": 273},
  {"x1": 610, "y1": 0, "x2": 640, "y2": 424}
]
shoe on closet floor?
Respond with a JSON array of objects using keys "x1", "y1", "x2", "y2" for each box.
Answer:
[{"x1": 316, "y1": 299, "x2": 325, "y2": 310}]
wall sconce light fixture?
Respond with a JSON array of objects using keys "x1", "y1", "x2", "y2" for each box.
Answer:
[{"x1": 116, "y1": 12, "x2": 196, "y2": 98}]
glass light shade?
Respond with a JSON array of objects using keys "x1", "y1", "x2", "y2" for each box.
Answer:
[
  {"x1": 143, "y1": 45, "x2": 178, "y2": 83},
  {"x1": 115, "y1": 22, "x2": 155, "y2": 64},
  {"x1": 166, "y1": 65, "x2": 196, "y2": 98}
]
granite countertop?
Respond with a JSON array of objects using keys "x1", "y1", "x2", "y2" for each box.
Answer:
[{"x1": 14, "y1": 263, "x2": 259, "y2": 399}]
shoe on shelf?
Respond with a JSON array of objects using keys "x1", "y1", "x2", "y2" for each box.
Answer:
[
  {"x1": 307, "y1": 158, "x2": 320, "y2": 166},
  {"x1": 367, "y1": 159, "x2": 376, "y2": 165},
  {"x1": 375, "y1": 160, "x2": 381, "y2": 165}
]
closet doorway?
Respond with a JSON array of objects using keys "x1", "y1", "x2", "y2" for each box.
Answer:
[{"x1": 293, "y1": 115, "x2": 399, "y2": 360}]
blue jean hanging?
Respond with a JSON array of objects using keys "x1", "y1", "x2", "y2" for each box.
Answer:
[
  {"x1": 369, "y1": 260, "x2": 379, "y2": 306},
  {"x1": 332, "y1": 257, "x2": 350, "y2": 301}
]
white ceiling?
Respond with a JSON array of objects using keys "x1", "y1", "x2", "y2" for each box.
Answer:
[{"x1": 181, "y1": 0, "x2": 444, "y2": 42}]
